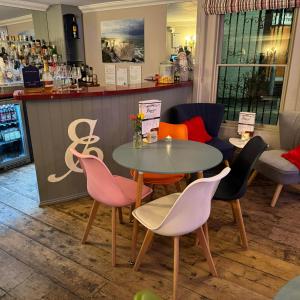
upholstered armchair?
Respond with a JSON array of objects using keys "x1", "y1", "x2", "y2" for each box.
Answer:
[
  {"x1": 253, "y1": 111, "x2": 300, "y2": 207},
  {"x1": 170, "y1": 103, "x2": 235, "y2": 164}
]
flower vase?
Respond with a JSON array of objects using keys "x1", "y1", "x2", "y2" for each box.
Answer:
[{"x1": 133, "y1": 131, "x2": 143, "y2": 148}]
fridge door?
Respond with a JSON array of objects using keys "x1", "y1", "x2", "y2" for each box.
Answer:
[{"x1": 0, "y1": 98, "x2": 31, "y2": 170}]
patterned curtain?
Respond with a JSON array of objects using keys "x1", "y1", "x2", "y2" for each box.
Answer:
[{"x1": 204, "y1": 0, "x2": 300, "y2": 14}]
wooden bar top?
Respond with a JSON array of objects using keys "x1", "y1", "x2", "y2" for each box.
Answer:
[{"x1": 13, "y1": 81, "x2": 193, "y2": 101}]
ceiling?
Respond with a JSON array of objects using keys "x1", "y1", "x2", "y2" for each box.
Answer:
[
  {"x1": 167, "y1": 1, "x2": 197, "y2": 25},
  {"x1": 0, "y1": 6, "x2": 32, "y2": 21},
  {"x1": 0, "y1": 0, "x2": 197, "y2": 24}
]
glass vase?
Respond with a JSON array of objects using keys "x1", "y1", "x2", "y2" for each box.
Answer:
[{"x1": 133, "y1": 131, "x2": 143, "y2": 149}]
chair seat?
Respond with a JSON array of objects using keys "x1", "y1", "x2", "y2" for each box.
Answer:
[
  {"x1": 255, "y1": 150, "x2": 300, "y2": 185},
  {"x1": 206, "y1": 137, "x2": 234, "y2": 161},
  {"x1": 143, "y1": 173, "x2": 184, "y2": 185},
  {"x1": 113, "y1": 176, "x2": 152, "y2": 205},
  {"x1": 133, "y1": 193, "x2": 180, "y2": 233}
]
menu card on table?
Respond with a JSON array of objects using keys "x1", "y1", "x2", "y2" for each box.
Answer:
[
  {"x1": 139, "y1": 100, "x2": 162, "y2": 140},
  {"x1": 238, "y1": 112, "x2": 256, "y2": 134}
]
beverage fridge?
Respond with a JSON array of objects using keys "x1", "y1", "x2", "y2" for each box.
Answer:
[{"x1": 0, "y1": 98, "x2": 31, "y2": 170}]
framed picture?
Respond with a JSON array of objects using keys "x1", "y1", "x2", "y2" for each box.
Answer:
[{"x1": 101, "y1": 18, "x2": 144, "y2": 63}]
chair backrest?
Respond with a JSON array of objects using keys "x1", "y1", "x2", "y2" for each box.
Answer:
[
  {"x1": 170, "y1": 103, "x2": 225, "y2": 137},
  {"x1": 70, "y1": 149, "x2": 129, "y2": 207},
  {"x1": 229, "y1": 136, "x2": 268, "y2": 198},
  {"x1": 158, "y1": 122, "x2": 188, "y2": 140},
  {"x1": 279, "y1": 111, "x2": 300, "y2": 150},
  {"x1": 154, "y1": 167, "x2": 231, "y2": 236}
]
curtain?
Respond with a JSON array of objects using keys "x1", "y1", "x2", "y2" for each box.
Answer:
[{"x1": 204, "y1": 0, "x2": 300, "y2": 15}]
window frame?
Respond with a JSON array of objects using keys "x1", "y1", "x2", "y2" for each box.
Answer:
[{"x1": 212, "y1": 9, "x2": 298, "y2": 128}]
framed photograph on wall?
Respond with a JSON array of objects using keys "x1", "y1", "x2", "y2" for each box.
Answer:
[{"x1": 101, "y1": 18, "x2": 144, "y2": 63}]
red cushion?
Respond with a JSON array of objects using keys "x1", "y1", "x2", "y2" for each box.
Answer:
[
  {"x1": 282, "y1": 145, "x2": 300, "y2": 170},
  {"x1": 183, "y1": 116, "x2": 212, "y2": 143}
]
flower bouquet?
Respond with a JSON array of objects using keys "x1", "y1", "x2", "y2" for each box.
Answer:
[{"x1": 130, "y1": 113, "x2": 144, "y2": 148}]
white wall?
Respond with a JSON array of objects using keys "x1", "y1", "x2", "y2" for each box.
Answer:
[
  {"x1": 7, "y1": 21, "x2": 34, "y2": 36},
  {"x1": 82, "y1": 5, "x2": 168, "y2": 85}
]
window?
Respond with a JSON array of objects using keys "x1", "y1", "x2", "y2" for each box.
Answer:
[{"x1": 216, "y1": 9, "x2": 295, "y2": 125}]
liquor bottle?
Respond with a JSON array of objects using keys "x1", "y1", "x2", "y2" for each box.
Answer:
[
  {"x1": 89, "y1": 67, "x2": 93, "y2": 83},
  {"x1": 72, "y1": 16, "x2": 79, "y2": 39},
  {"x1": 42, "y1": 60, "x2": 54, "y2": 91}
]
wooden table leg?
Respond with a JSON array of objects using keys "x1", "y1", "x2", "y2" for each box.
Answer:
[
  {"x1": 130, "y1": 171, "x2": 144, "y2": 264},
  {"x1": 197, "y1": 171, "x2": 203, "y2": 179}
]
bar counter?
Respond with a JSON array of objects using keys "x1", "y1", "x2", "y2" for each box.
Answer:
[
  {"x1": 14, "y1": 81, "x2": 193, "y2": 205},
  {"x1": 13, "y1": 81, "x2": 193, "y2": 100}
]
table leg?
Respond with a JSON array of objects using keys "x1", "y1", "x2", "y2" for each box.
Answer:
[
  {"x1": 197, "y1": 171, "x2": 203, "y2": 179},
  {"x1": 130, "y1": 171, "x2": 144, "y2": 264}
]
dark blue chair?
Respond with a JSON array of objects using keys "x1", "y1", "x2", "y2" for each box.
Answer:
[{"x1": 170, "y1": 103, "x2": 234, "y2": 161}]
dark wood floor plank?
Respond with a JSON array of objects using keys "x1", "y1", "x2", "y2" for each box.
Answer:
[
  {"x1": 0, "y1": 200, "x2": 271, "y2": 299},
  {"x1": 0, "y1": 164, "x2": 299, "y2": 300},
  {"x1": 0, "y1": 224, "x2": 107, "y2": 299}
]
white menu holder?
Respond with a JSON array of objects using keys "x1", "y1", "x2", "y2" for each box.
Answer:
[
  {"x1": 238, "y1": 112, "x2": 256, "y2": 135},
  {"x1": 104, "y1": 64, "x2": 116, "y2": 85},
  {"x1": 139, "y1": 100, "x2": 162, "y2": 141},
  {"x1": 116, "y1": 68, "x2": 128, "y2": 86}
]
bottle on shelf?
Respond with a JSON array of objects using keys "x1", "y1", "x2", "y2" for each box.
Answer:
[
  {"x1": 42, "y1": 60, "x2": 54, "y2": 91},
  {"x1": 72, "y1": 16, "x2": 79, "y2": 39}
]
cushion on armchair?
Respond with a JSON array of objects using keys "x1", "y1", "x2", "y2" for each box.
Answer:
[
  {"x1": 183, "y1": 116, "x2": 212, "y2": 143},
  {"x1": 170, "y1": 103, "x2": 234, "y2": 161},
  {"x1": 282, "y1": 145, "x2": 300, "y2": 170},
  {"x1": 255, "y1": 150, "x2": 300, "y2": 185}
]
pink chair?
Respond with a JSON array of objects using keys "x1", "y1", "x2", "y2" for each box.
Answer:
[{"x1": 70, "y1": 149, "x2": 152, "y2": 266}]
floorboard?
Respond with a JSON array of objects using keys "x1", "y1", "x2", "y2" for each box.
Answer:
[{"x1": 0, "y1": 164, "x2": 299, "y2": 299}]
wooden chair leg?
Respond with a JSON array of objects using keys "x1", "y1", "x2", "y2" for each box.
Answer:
[
  {"x1": 112, "y1": 207, "x2": 117, "y2": 267},
  {"x1": 117, "y1": 207, "x2": 124, "y2": 224},
  {"x1": 133, "y1": 229, "x2": 154, "y2": 271},
  {"x1": 230, "y1": 202, "x2": 236, "y2": 223},
  {"x1": 163, "y1": 185, "x2": 169, "y2": 195},
  {"x1": 224, "y1": 160, "x2": 230, "y2": 167},
  {"x1": 196, "y1": 227, "x2": 218, "y2": 277},
  {"x1": 202, "y1": 222, "x2": 209, "y2": 245},
  {"x1": 247, "y1": 170, "x2": 257, "y2": 186},
  {"x1": 81, "y1": 200, "x2": 99, "y2": 244},
  {"x1": 150, "y1": 184, "x2": 155, "y2": 201},
  {"x1": 231, "y1": 200, "x2": 248, "y2": 249},
  {"x1": 271, "y1": 184, "x2": 283, "y2": 207},
  {"x1": 129, "y1": 204, "x2": 134, "y2": 223},
  {"x1": 175, "y1": 181, "x2": 182, "y2": 193},
  {"x1": 173, "y1": 236, "x2": 180, "y2": 300}
]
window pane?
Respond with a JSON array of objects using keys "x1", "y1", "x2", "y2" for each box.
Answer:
[
  {"x1": 221, "y1": 9, "x2": 294, "y2": 64},
  {"x1": 217, "y1": 66, "x2": 285, "y2": 125}
]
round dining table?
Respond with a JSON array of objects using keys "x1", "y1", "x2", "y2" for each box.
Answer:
[{"x1": 112, "y1": 139, "x2": 223, "y2": 262}]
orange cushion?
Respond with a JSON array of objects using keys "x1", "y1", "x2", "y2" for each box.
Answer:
[
  {"x1": 282, "y1": 145, "x2": 300, "y2": 170},
  {"x1": 183, "y1": 116, "x2": 212, "y2": 143},
  {"x1": 142, "y1": 173, "x2": 184, "y2": 185}
]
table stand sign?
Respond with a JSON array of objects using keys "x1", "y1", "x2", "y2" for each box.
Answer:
[
  {"x1": 138, "y1": 100, "x2": 161, "y2": 143},
  {"x1": 238, "y1": 112, "x2": 256, "y2": 140}
]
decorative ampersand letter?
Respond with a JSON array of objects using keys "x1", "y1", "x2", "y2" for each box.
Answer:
[{"x1": 48, "y1": 119, "x2": 104, "y2": 183}]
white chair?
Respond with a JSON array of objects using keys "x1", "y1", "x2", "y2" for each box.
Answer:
[{"x1": 132, "y1": 167, "x2": 231, "y2": 300}]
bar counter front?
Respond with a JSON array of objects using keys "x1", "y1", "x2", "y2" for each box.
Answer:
[{"x1": 14, "y1": 81, "x2": 193, "y2": 205}]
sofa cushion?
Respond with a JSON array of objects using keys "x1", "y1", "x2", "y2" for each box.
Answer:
[
  {"x1": 255, "y1": 149, "x2": 300, "y2": 185},
  {"x1": 206, "y1": 137, "x2": 234, "y2": 161},
  {"x1": 282, "y1": 145, "x2": 300, "y2": 170},
  {"x1": 183, "y1": 116, "x2": 212, "y2": 143}
]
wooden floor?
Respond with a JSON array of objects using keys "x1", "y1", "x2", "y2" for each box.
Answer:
[{"x1": 0, "y1": 164, "x2": 300, "y2": 299}]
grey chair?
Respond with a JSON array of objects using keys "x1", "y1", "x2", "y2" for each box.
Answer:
[{"x1": 253, "y1": 111, "x2": 300, "y2": 207}]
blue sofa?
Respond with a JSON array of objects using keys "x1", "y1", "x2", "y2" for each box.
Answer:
[{"x1": 170, "y1": 103, "x2": 234, "y2": 161}]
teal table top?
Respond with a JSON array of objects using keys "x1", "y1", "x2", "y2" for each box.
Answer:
[
  {"x1": 274, "y1": 276, "x2": 300, "y2": 300},
  {"x1": 112, "y1": 139, "x2": 223, "y2": 174}
]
